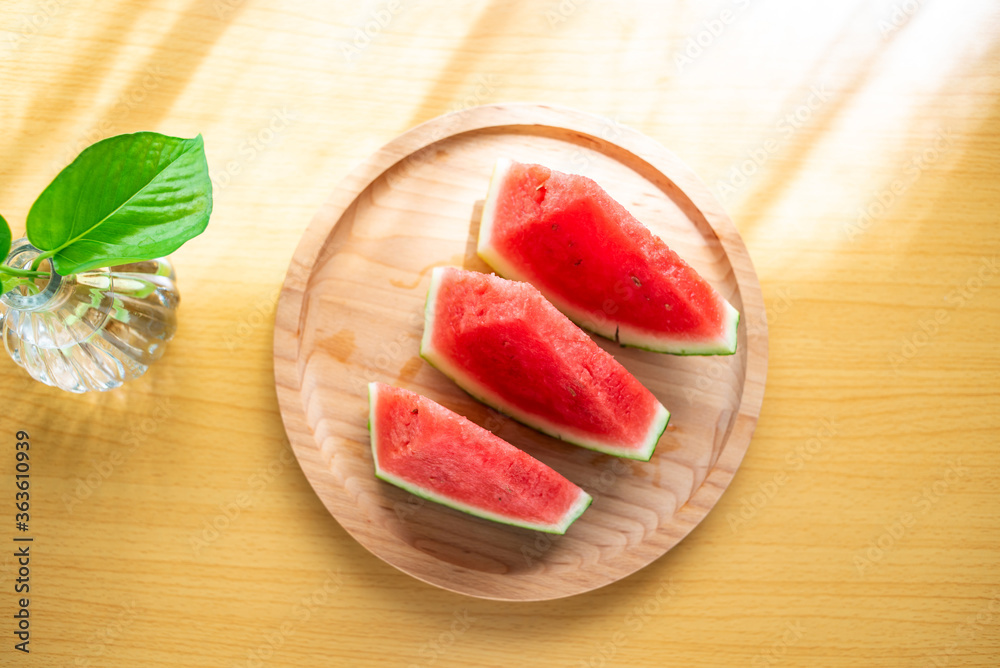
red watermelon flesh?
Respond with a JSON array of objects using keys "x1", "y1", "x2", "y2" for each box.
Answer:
[
  {"x1": 478, "y1": 158, "x2": 740, "y2": 355},
  {"x1": 420, "y1": 267, "x2": 670, "y2": 460},
  {"x1": 368, "y1": 382, "x2": 592, "y2": 534}
]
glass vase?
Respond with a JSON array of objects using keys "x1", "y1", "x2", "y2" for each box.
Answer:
[{"x1": 0, "y1": 238, "x2": 180, "y2": 393}]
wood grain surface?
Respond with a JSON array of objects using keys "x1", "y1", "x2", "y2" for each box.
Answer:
[
  {"x1": 273, "y1": 104, "x2": 766, "y2": 600},
  {"x1": 1, "y1": 0, "x2": 998, "y2": 665}
]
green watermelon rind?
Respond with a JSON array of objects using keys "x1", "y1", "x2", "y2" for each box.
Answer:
[
  {"x1": 368, "y1": 383, "x2": 593, "y2": 534},
  {"x1": 420, "y1": 268, "x2": 669, "y2": 462},
  {"x1": 614, "y1": 302, "x2": 740, "y2": 356},
  {"x1": 478, "y1": 157, "x2": 740, "y2": 356}
]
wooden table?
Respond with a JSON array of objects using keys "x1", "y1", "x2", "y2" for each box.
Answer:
[{"x1": 2, "y1": 1, "x2": 998, "y2": 665}]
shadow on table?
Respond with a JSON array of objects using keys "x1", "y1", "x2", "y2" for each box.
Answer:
[{"x1": 0, "y1": 0, "x2": 248, "y2": 201}]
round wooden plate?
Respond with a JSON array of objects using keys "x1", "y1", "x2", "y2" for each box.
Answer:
[{"x1": 274, "y1": 104, "x2": 767, "y2": 601}]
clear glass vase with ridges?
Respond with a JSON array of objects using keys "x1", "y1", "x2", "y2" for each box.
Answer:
[{"x1": 0, "y1": 238, "x2": 180, "y2": 392}]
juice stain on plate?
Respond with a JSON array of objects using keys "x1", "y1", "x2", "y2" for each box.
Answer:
[
  {"x1": 396, "y1": 356, "x2": 423, "y2": 384},
  {"x1": 320, "y1": 329, "x2": 356, "y2": 363},
  {"x1": 389, "y1": 253, "x2": 476, "y2": 290}
]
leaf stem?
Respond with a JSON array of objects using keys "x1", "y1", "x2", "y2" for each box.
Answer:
[
  {"x1": 29, "y1": 250, "x2": 55, "y2": 272},
  {"x1": 0, "y1": 264, "x2": 51, "y2": 278}
]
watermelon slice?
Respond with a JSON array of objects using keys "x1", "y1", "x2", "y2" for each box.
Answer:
[
  {"x1": 368, "y1": 382, "x2": 592, "y2": 534},
  {"x1": 420, "y1": 267, "x2": 670, "y2": 460},
  {"x1": 478, "y1": 158, "x2": 740, "y2": 355}
]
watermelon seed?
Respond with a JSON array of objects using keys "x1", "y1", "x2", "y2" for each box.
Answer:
[
  {"x1": 411, "y1": 408, "x2": 419, "y2": 414},
  {"x1": 551, "y1": 223, "x2": 559, "y2": 231},
  {"x1": 574, "y1": 259, "x2": 582, "y2": 266},
  {"x1": 631, "y1": 275, "x2": 641, "y2": 287},
  {"x1": 664, "y1": 303, "x2": 672, "y2": 311}
]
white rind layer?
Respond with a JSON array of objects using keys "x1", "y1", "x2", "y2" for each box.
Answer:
[
  {"x1": 368, "y1": 382, "x2": 592, "y2": 534},
  {"x1": 420, "y1": 268, "x2": 669, "y2": 461},
  {"x1": 614, "y1": 298, "x2": 741, "y2": 356},
  {"x1": 477, "y1": 157, "x2": 741, "y2": 356},
  {"x1": 476, "y1": 156, "x2": 510, "y2": 265}
]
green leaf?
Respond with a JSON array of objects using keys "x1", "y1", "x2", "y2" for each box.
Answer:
[
  {"x1": 0, "y1": 213, "x2": 10, "y2": 264},
  {"x1": 1, "y1": 275, "x2": 24, "y2": 295},
  {"x1": 0, "y1": 216, "x2": 11, "y2": 262},
  {"x1": 0, "y1": 213, "x2": 12, "y2": 295},
  {"x1": 26, "y1": 132, "x2": 212, "y2": 275}
]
